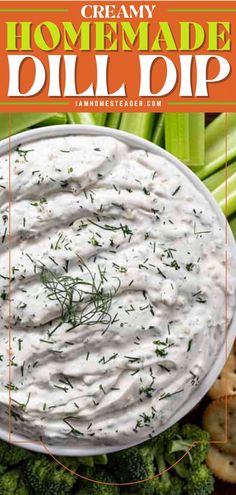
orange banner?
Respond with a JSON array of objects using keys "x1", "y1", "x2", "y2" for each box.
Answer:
[{"x1": 0, "y1": 0, "x2": 236, "y2": 111}]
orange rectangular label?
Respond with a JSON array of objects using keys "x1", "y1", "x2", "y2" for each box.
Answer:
[{"x1": 0, "y1": 1, "x2": 236, "y2": 111}]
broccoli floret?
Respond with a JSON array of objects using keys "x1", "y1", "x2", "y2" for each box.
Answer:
[
  {"x1": 157, "y1": 424, "x2": 180, "y2": 445},
  {"x1": 148, "y1": 424, "x2": 180, "y2": 456},
  {"x1": 180, "y1": 424, "x2": 210, "y2": 466},
  {"x1": 0, "y1": 440, "x2": 32, "y2": 466},
  {"x1": 166, "y1": 423, "x2": 210, "y2": 477},
  {"x1": 165, "y1": 451, "x2": 190, "y2": 479},
  {"x1": 0, "y1": 465, "x2": 7, "y2": 475},
  {"x1": 78, "y1": 467, "x2": 119, "y2": 495},
  {"x1": 57, "y1": 454, "x2": 108, "y2": 474},
  {"x1": 57, "y1": 455, "x2": 94, "y2": 471},
  {"x1": 94, "y1": 454, "x2": 108, "y2": 465},
  {"x1": 57, "y1": 454, "x2": 108, "y2": 472},
  {"x1": 154, "y1": 452, "x2": 184, "y2": 495},
  {"x1": 25, "y1": 456, "x2": 76, "y2": 494},
  {"x1": 56, "y1": 456, "x2": 82, "y2": 473},
  {"x1": 0, "y1": 470, "x2": 29, "y2": 495},
  {"x1": 108, "y1": 445, "x2": 156, "y2": 494},
  {"x1": 185, "y1": 465, "x2": 214, "y2": 495}
]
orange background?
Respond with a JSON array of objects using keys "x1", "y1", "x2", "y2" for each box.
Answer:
[{"x1": 0, "y1": 0, "x2": 236, "y2": 112}]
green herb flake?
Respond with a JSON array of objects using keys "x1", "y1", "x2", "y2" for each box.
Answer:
[
  {"x1": 0, "y1": 290, "x2": 7, "y2": 301},
  {"x1": 187, "y1": 339, "x2": 193, "y2": 352}
]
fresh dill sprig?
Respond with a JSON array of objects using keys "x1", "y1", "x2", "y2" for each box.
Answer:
[{"x1": 40, "y1": 257, "x2": 120, "y2": 336}]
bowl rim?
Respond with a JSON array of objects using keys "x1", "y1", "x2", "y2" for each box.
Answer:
[{"x1": 1, "y1": 124, "x2": 236, "y2": 457}]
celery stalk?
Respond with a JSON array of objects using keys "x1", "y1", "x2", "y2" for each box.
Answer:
[
  {"x1": 189, "y1": 113, "x2": 205, "y2": 169},
  {"x1": 152, "y1": 114, "x2": 165, "y2": 147},
  {"x1": 203, "y1": 162, "x2": 236, "y2": 192},
  {"x1": 165, "y1": 112, "x2": 190, "y2": 165},
  {"x1": 32, "y1": 113, "x2": 67, "y2": 127},
  {"x1": 67, "y1": 113, "x2": 96, "y2": 125},
  {"x1": 165, "y1": 113, "x2": 190, "y2": 164},
  {"x1": 164, "y1": 113, "x2": 205, "y2": 168},
  {"x1": 93, "y1": 113, "x2": 107, "y2": 126},
  {"x1": 212, "y1": 172, "x2": 236, "y2": 217},
  {"x1": 119, "y1": 113, "x2": 155, "y2": 140},
  {"x1": 0, "y1": 113, "x2": 57, "y2": 140},
  {"x1": 106, "y1": 113, "x2": 122, "y2": 129},
  {"x1": 198, "y1": 113, "x2": 236, "y2": 180}
]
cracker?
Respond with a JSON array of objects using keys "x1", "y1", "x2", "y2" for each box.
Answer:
[
  {"x1": 203, "y1": 396, "x2": 236, "y2": 455},
  {"x1": 206, "y1": 445, "x2": 236, "y2": 484},
  {"x1": 208, "y1": 344, "x2": 236, "y2": 400}
]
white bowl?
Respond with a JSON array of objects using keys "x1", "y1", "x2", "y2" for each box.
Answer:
[{"x1": 1, "y1": 124, "x2": 236, "y2": 457}]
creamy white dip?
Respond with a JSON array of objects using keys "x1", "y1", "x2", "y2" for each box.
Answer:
[{"x1": 0, "y1": 134, "x2": 235, "y2": 447}]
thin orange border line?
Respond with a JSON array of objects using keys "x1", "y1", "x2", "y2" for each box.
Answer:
[
  {"x1": 224, "y1": 113, "x2": 228, "y2": 442},
  {"x1": 5, "y1": 111, "x2": 232, "y2": 486},
  {"x1": 2, "y1": 1, "x2": 236, "y2": 2},
  {"x1": 8, "y1": 112, "x2": 12, "y2": 443}
]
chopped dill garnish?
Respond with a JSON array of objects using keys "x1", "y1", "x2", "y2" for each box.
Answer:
[
  {"x1": 172, "y1": 185, "x2": 181, "y2": 196},
  {"x1": 63, "y1": 417, "x2": 84, "y2": 437},
  {"x1": 186, "y1": 263, "x2": 194, "y2": 272},
  {"x1": 16, "y1": 145, "x2": 34, "y2": 162},
  {"x1": 192, "y1": 290, "x2": 207, "y2": 303},
  {"x1": 124, "y1": 356, "x2": 141, "y2": 363},
  {"x1": 143, "y1": 187, "x2": 150, "y2": 195},
  {"x1": 187, "y1": 339, "x2": 193, "y2": 352},
  {"x1": 99, "y1": 384, "x2": 106, "y2": 395},
  {"x1": 99, "y1": 353, "x2": 118, "y2": 365},
  {"x1": 1, "y1": 290, "x2": 7, "y2": 301},
  {"x1": 159, "y1": 389, "x2": 184, "y2": 400},
  {"x1": 153, "y1": 339, "x2": 174, "y2": 358}
]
